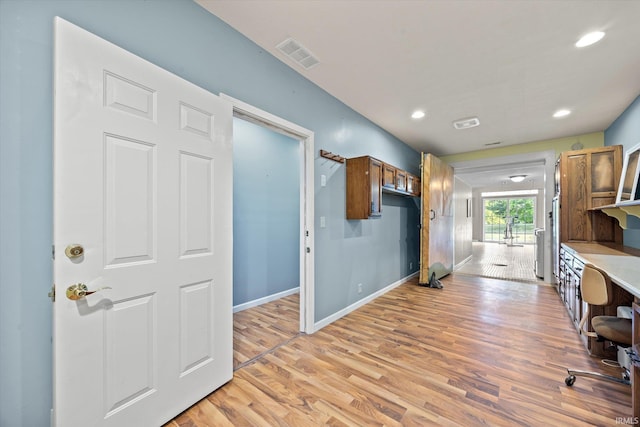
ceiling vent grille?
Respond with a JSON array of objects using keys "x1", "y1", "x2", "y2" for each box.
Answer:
[
  {"x1": 277, "y1": 38, "x2": 319, "y2": 70},
  {"x1": 453, "y1": 117, "x2": 480, "y2": 130}
]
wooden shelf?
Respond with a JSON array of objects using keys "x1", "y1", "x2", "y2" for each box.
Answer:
[{"x1": 592, "y1": 200, "x2": 640, "y2": 229}]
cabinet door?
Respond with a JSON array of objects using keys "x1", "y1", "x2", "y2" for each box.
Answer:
[
  {"x1": 412, "y1": 176, "x2": 421, "y2": 197},
  {"x1": 566, "y1": 268, "x2": 575, "y2": 320},
  {"x1": 407, "y1": 173, "x2": 420, "y2": 196},
  {"x1": 382, "y1": 163, "x2": 396, "y2": 189},
  {"x1": 396, "y1": 170, "x2": 407, "y2": 192},
  {"x1": 346, "y1": 156, "x2": 382, "y2": 219},
  {"x1": 370, "y1": 158, "x2": 382, "y2": 217},
  {"x1": 561, "y1": 152, "x2": 589, "y2": 242},
  {"x1": 559, "y1": 260, "x2": 566, "y2": 302},
  {"x1": 560, "y1": 146, "x2": 623, "y2": 244},
  {"x1": 591, "y1": 147, "x2": 623, "y2": 242}
]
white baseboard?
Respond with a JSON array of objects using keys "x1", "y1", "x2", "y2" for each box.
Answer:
[
  {"x1": 233, "y1": 287, "x2": 300, "y2": 313},
  {"x1": 313, "y1": 272, "x2": 419, "y2": 332},
  {"x1": 454, "y1": 255, "x2": 473, "y2": 270}
]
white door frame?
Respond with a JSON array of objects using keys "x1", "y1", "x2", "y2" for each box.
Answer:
[{"x1": 221, "y1": 94, "x2": 315, "y2": 334}]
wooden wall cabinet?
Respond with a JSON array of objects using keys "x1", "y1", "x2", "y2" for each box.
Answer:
[
  {"x1": 407, "y1": 174, "x2": 420, "y2": 197},
  {"x1": 346, "y1": 156, "x2": 419, "y2": 219},
  {"x1": 559, "y1": 145, "x2": 623, "y2": 244},
  {"x1": 382, "y1": 163, "x2": 411, "y2": 194},
  {"x1": 346, "y1": 156, "x2": 382, "y2": 219}
]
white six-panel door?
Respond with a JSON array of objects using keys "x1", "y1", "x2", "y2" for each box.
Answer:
[{"x1": 53, "y1": 17, "x2": 233, "y2": 426}]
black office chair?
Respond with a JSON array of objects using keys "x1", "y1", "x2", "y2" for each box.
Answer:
[{"x1": 565, "y1": 263, "x2": 632, "y2": 386}]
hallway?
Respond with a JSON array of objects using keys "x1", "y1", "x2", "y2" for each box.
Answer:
[{"x1": 455, "y1": 241, "x2": 543, "y2": 283}]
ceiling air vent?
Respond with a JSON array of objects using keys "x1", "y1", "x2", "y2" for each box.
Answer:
[
  {"x1": 277, "y1": 38, "x2": 319, "y2": 70},
  {"x1": 453, "y1": 116, "x2": 480, "y2": 130}
]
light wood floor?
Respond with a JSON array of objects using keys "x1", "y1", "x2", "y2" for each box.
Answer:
[
  {"x1": 233, "y1": 293, "x2": 300, "y2": 370},
  {"x1": 455, "y1": 242, "x2": 541, "y2": 283},
  {"x1": 166, "y1": 274, "x2": 631, "y2": 426}
]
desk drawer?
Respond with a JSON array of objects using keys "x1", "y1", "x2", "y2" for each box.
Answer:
[{"x1": 573, "y1": 259, "x2": 584, "y2": 276}]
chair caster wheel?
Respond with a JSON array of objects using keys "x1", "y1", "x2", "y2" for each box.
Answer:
[{"x1": 565, "y1": 375, "x2": 576, "y2": 386}]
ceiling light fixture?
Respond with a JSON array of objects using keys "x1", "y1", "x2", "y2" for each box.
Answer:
[
  {"x1": 452, "y1": 116, "x2": 480, "y2": 130},
  {"x1": 411, "y1": 110, "x2": 426, "y2": 120},
  {"x1": 510, "y1": 175, "x2": 527, "y2": 183},
  {"x1": 576, "y1": 31, "x2": 605, "y2": 48},
  {"x1": 553, "y1": 109, "x2": 571, "y2": 118}
]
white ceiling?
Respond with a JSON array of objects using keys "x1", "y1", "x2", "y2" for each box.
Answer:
[{"x1": 196, "y1": 0, "x2": 640, "y2": 188}]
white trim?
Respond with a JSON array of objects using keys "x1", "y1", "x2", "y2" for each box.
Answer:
[
  {"x1": 233, "y1": 287, "x2": 300, "y2": 313},
  {"x1": 220, "y1": 93, "x2": 316, "y2": 334},
  {"x1": 454, "y1": 255, "x2": 473, "y2": 270},
  {"x1": 313, "y1": 272, "x2": 419, "y2": 332}
]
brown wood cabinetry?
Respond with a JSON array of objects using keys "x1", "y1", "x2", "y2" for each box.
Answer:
[
  {"x1": 382, "y1": 163, "x2": 411, "y2": 194},
  {"x1": 559, "y1": 145, "x2": 623, "y2": 244},
  {"x1": 559, "y1": 244, "x2": 634, "y2": 357},
  {"x1": 407, "y1": 174, "x2": 420, "y2": 196},
  {"x1": 346, "y1": 156, "x2": 382, "y2": 219},
  {"x1": 382, "y1": 163, "x2": 396, "y2": 189},
  {"x1": 346, "y1": 156, "x2": 419, "y2": 219},
  {"x1": 557, "y1": 145, "x2": 626, "y2": 355}
]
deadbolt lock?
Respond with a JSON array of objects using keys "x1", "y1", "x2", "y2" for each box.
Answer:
[{"x1": 65, "y1": 244, "x2": 84, "y2": 259}]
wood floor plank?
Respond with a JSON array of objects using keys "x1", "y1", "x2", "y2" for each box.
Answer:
[{"x1": 167, "y1": 274, "x2": 632, "y2": 426}]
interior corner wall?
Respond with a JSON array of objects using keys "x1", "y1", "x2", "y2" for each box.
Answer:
[
  {"x1": 605, "y1": 94, "x2": 640, "y2": 249},
  {"x1": 0, "y1": 1, "x2": 420, "y2": 425}
]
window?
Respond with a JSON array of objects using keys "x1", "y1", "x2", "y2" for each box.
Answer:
[{"x1": 483, "y1": 197, "x2": 536, "y2": 244}]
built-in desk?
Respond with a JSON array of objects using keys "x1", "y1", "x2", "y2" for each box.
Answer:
[{"x1": 562, "y1": 242, "x2": 640, "y2": 417}]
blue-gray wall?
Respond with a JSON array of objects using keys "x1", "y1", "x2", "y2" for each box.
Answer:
[
  {"x1": 233, "y1": 118, "x2": 300, "y2": 305},
  {"x1": 0, "y1": 1, "x2": 420, "y2": 425},
  {"x1": 605, "y1": 94, "x2": 640, "y2": 249}
]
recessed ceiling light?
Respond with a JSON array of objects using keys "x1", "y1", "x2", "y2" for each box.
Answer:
[
  {"x1": 510, "y1": 175, "x2": 527, "y2": 183},
  {"x1": 576, "y1": 31, "x2": 605, "y2": 48},
  {"x1": 553, "y1": 109, "x2": 571, "y2": 118},
  {"x1": 411, "y1": 110, "x2": 426, "y2": 120},
  {"x1": 452, "y1": 116, "x2": 480, "y2": 130}
]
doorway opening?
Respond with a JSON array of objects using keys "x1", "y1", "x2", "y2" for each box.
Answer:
[
  {"x1": 451, "y1": 150, "x2": 555, "y2": 283},
  {"x1": 483, "y1": 194, "x2": 537, "y2": 245},
  {"x1": 222, "y1": 94, "x2": 315, "y2": 369}
]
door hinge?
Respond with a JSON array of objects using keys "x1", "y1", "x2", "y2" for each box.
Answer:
[
  {"x1": 48, "y1": 285, "x2": 55, "y2": 302},
  {"x1": 306, "y1": 247, "x2": 311, "y2": 253},
  {"x1": 52, "y1": 245, "x2": 55, "y2": 260}
]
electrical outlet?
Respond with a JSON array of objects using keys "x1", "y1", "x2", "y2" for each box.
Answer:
[
  {"x1": 357, "y1": 283, "x2": 363, "y2": 294},
  {"x1": 409, "y1": 262, "x2": 413, "y2": 269}
]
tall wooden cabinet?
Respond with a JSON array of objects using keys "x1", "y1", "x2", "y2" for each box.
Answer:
[
  {"x1": 557, "y1": 145, "x2": 625, "y2": 356},
  {"x1": 559, "y1": 145, "x2": 623, "y2": 244}
]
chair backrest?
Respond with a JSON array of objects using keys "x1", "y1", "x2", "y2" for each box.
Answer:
[{"x1": 580, "y1": 264, "x2": 613, "y2": 306}]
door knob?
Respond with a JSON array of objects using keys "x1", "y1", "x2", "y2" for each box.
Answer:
[
  {"x1": 66, "y1": 283, "x2": 111, "y2": 300},
  {"x1": 65, "y1": 244, "x2": 84, "y2": 259}
]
